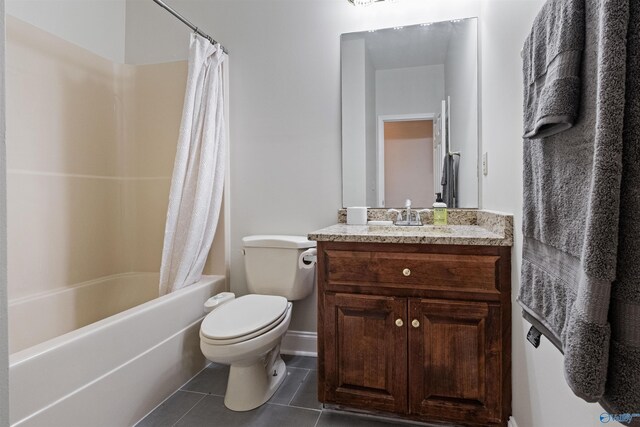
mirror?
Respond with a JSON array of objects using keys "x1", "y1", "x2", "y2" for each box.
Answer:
[{"x1": 341, "y1": 18, "x2": 479, "y2": 208}]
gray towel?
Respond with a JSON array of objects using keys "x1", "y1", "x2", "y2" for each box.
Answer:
[
  {"x1": 519, "y1": 0, "x2": 640, "y2": 419},
  {"x1": 600, "y1": 0, "x2": 640, "y2": 416},
  {"x1": 440, "y1": 154, "x2": 458, "y2": 208},
  {"x1": 522, "y1": 0, "x2": 584, "y2": 139}
]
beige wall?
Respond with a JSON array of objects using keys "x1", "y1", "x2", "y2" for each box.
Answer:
[
  {"x1": 6, "y1": 16, "x2": 226, "y2": 306},
  {"x1": 6, "y1": 17, "x2": 127, "y2": 300},
  {"x1": 123, "y1": 61, "x2": 185, "y2": 273},
  {"x1": 384, "y1": 120, "x2": 434, "y2": 207}
]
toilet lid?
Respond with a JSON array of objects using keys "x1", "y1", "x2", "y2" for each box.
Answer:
[{"x1": 200, "y1": 294, "x2": 289, "y2": 341}]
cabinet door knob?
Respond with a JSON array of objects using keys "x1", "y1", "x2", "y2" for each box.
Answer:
[
  {"x1": 395, "y1": 318, "x2": 404, "y2": 327},
  {"x1": 412, "y1": 319, "x2": 420, "y2": 328},
  {"x1": 402, "y1": 268, "x2": 411, "y2": 276}
]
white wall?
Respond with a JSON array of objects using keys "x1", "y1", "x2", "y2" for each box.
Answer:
[
  {"x1": 479, "y1": 1, "x2": 621, "y2": 426},
  {"x1": 0, "y1": 0, "x2": 9, "y2": 423},
  {"x1": 444, "y1": 18, "x2": 478, "y2": 207},
  {"x1": 6, "y1": 0, "x2": 126, "y2": 63},
  {"x1": 376, "y1": 64, "x2": 445, "y2": 117},
  {"x1": 364, "y1": 45, "x2": 377, "y2": 207},
  {"x1": 341, "y1": 36, "x2": 368, "y2": 206}
]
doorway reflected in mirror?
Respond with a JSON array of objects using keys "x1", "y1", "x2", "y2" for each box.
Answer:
[{"x1": 380, "y1": 118, "x2": 434, "y2": 208}]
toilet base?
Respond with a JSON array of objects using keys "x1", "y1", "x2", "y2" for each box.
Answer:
[{"x1": 224, "y1": 345, "x2": 287, "y2": 411}]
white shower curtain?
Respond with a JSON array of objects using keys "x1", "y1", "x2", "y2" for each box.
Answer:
[{"x1": 159, "y1": 34, "x2": 226, "y2": 295}]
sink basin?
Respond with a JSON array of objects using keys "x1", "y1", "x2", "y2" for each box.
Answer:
[{"x1": 367, "y1": 225, "x2": 453, "y2": 234}]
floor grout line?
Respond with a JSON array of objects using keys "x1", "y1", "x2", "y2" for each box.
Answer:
[
  {"x1": 287, "y1": 403, "x2": 323, "y2": 412},
  {"x1": 266, "y1": 401, "x2": 322, "y2": 413},
  {"x1": 170, "y1": 393, "x2": 207, "y2": 427},
  {"x1": 178, "y1": 389, "x2": 209, "y2": 396},
  {"x1": 287, "y1": 368, "x2": 311, "y2": 406},
  {"x1": 287, "y1": 366, "x2": 311, "y2": 372},
  {"x1": 312, "y1": 408, "x2": 322, "y2": 427}
]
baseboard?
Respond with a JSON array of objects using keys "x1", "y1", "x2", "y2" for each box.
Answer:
[
  {"x1": 281, "y1": 330, "x2": 317, "y2": 356},
  {"x1": 508, "y1": 416, "x2": 518, "y2": 427}
]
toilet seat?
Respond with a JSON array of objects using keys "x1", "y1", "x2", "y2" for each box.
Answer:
[
  {"x1": 201, "y1": 310, "x2": 288, "y2": 345},
  {"x1": 201, "y1": 294, "x2": 288, "y2": 345}
]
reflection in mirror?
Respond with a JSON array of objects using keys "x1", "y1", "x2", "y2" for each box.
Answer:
[{"x1": 341, "y1": 18, "x2": 478, "y2": 208}]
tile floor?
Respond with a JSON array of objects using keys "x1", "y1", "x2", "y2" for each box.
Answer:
[{"x1": 136, "y1": 355, "x2": 425, "y2": 427}]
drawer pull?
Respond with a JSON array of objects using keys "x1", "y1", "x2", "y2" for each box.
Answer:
[
  {"x1": 402, "y1": 268, "x2": 411, "y2": 276},
  {"x1": 412, "y1": 319, "x2": 420, "y2": 328},
  {"x1": 395, "y1": 318, "x2": 404, "y2": 327}
]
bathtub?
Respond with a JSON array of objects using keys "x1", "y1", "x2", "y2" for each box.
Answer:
[{"x1": 8, "y1": 273, "x2": 225, "y2": 427}]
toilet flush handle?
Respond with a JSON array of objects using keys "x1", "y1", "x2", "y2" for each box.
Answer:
[{"x1": 298, "y1": 248, "x2": 318, "y2": 269}]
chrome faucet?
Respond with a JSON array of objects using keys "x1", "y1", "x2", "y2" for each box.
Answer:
[
  {"x1": 404, "y1": 199, "x2": 412, "y2": 225},
  {"x1": 387, "y1": 199, "x2": 427, "y2": 226}
]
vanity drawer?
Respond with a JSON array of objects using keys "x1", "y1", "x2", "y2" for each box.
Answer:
[{"x1": 324, "y1": 250, "x2": 500, "y2": 293}]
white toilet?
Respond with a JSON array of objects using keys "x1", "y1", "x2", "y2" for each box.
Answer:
[{"x1": 199, "y1": 235, "x2": 316, "y2": 411}]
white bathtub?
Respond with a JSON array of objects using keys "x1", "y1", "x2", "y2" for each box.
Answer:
[{"x1": 8, "y1": 273, "x2": 225, "y2": 427}]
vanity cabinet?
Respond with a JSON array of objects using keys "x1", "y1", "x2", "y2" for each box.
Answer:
[{"x1": 317, "y1": 241, "x2": 511, "y2": 427}]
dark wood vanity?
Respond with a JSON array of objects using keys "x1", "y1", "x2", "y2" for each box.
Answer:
[{"x1": 315, "y1": 240, "x2": 512, "y2": 427}]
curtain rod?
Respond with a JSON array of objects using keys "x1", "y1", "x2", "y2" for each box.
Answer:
[{"x1": 151, "y1": 0, "x2": 228, "y2": 54}]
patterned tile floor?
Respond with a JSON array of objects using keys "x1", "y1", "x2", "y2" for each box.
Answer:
[{"x1": 136, "y1": 355, "x2": 433, "y2": 427}]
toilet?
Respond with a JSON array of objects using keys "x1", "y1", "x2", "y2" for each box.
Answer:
[{"x1": 199, "y1": 235, "x2": 317, "y2": 411}]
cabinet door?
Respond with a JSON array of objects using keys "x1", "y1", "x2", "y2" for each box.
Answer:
[
  {"x1": 323, "y1": 293, "x2": 407, "y2": 413},
  {"x1": 408, "y1": 299, "x2": 502, "y2": 425}
]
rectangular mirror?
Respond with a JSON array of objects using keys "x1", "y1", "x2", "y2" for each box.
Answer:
[{"x1": 341, "y1": 18, "x2": 479, "y2": 208}]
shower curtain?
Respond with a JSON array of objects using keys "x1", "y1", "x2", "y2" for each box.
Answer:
[{"x1": 159, "y1": 34, "x2": 226, "y2": 295}]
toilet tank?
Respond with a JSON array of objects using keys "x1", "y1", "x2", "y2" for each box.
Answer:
[{"x1": 242, "y1": 235, "x2": 316, "y2": 301}]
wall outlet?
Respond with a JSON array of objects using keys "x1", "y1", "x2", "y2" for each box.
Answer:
[{"x1": 482, "y1": 152, "x2": 488, "y2": 176}]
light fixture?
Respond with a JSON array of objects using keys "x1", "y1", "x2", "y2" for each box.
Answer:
[{"x1": 347, "y1": 0, "x2": 385, "y2": 6}]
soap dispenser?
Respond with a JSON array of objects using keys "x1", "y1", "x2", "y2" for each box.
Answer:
[{"x1": 433, "y1": 193, "x2": 448, "y2": 225}]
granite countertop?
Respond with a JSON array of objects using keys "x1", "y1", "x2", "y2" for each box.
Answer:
[{"x1": 308, "y1": 210, "x2": 513, "y2": 246}]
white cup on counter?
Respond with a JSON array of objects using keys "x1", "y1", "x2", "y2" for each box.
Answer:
[{"x1": 346, "y1": 207, "x2": 368, "y2": 225}]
